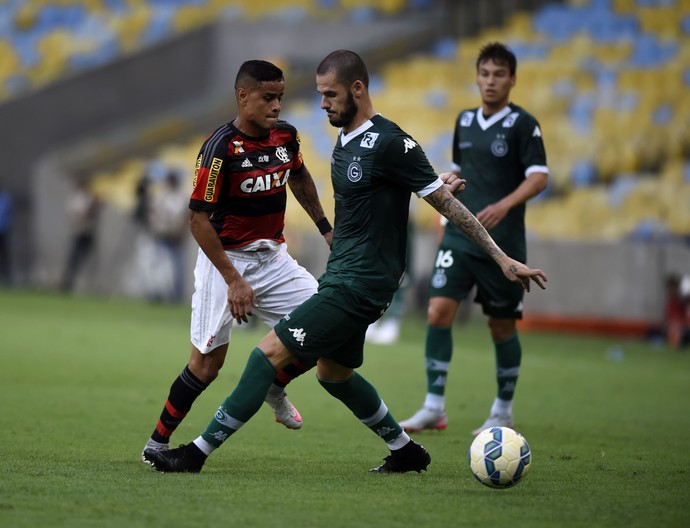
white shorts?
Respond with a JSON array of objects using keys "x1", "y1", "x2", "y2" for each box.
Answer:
[{"x1": 190, "y1": 245, "x2": 318, "y2": 354}]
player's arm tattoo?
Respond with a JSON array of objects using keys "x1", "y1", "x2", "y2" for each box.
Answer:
[
  {"x1": 424, "y1": 187, "x2": 504, "y2": 261},
  {"x1": 288, "y1": 166, "x2": 328, "y2": 223}
]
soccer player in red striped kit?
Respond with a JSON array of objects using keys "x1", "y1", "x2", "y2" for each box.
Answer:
[{"x1": 141, "y1": 60, "x2": 333, "y2": 461}]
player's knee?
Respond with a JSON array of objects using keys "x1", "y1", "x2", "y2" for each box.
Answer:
[
  {"x1": 316, "y1": 358, "x2": 353, "y2": 383},
  {"x1": 188, "y1": 347, "x2": 225, "y2": 383},
  {"x1": 188, "y1": 361, "x2": 221, "y2": 384},
  {"x1": 488, "y1": 317, "x2": 516, "y2": 341},
  {"x1": 259, "y1": 330, "x2": 294, "y2": 371},
  {"x1": 427, "y1": 299, "x2": 457, "y2": 326}
]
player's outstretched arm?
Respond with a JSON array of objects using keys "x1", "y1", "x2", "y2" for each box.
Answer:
[{"x1": 424, "y1": 186, "x2": 547, "y2": 291}]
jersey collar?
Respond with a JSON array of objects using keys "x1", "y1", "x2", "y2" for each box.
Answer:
[
  {"x1": 475, "y1": 106, "x2": 512, "y2": 131},
  {"x1": 339, "y1": 117, "x2": 377, "y2": 147}
]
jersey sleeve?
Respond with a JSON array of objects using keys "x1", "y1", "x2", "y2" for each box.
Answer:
[
  {"x1": 516, "y1": 114, "x2": 548, "y2": 176},
  {"x1": 379, "y1": 133, "x2": 442, "y2": 197},
  {"x1": 189, "y1": 133, "x2": 228, "y2": 212}
]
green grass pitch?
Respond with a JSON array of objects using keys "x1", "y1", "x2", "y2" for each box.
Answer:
[{"x1": 1, "y1": 290, "x2": 689, "y2": 527}]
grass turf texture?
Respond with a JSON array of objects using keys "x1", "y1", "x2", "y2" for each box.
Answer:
[{"x1": 0, "y1": 290, "x2": 689, "y2": 528}]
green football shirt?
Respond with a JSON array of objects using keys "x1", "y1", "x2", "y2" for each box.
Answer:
[
  {"x1": 446, "y1": 103, "x2": 548, "y2": 262},
  {"x1": 322, "y1": 114, "x2": 442, "y2": 301}
]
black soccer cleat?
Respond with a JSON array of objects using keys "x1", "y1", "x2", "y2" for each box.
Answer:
[
  {"x1": 369, "y1": 439, "x2": 431, "y2": 473},
  {"x1": 142, "y1": 443, "x2": 207, "y2": 473}
]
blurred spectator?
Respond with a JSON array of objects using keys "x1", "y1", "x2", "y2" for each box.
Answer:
[
  {"x1": 146, "y1": 170, "x2": 189, "y2": 303},
  {"x1": 133, "y1": 173, "x2": 151, "y2": 231},
  {"x1": 60, "y1": 180, "x2": 101, "y2": 292},
  {"x1": 0, "y1": 185, "x2": 13, "y2": 286},
  {"x1": 664, "y1": 274, "x2": 690, "y2": 349}
]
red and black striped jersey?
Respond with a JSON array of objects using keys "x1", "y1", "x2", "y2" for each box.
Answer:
[{"x1": 190, "y1": 120, "x2": 304, "y2": 249}]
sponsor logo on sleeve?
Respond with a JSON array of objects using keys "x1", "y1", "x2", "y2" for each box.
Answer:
[
  {"x1": 403, "y1": 137, "x2": 417, "y2": 153},
  {"x1": 204, "y1": 157, "x2": 223, "y2": 201},
  {"x1": 193, "y1": 154, "x2": 202, "y2": 188}
]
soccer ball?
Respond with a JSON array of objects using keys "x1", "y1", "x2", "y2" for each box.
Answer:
[{"x1": 468, "y1": 426, "x2": 531, "y2": 489}]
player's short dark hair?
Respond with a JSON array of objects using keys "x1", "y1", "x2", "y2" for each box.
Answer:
[
  {"x1": 317, "y1": 49, "x2": 369, "y2": 89},
  {"x1": 476, "y1": 42, "x2": 517, "y2": 76},
  {"x1": 235, "y1": 60, "x2": 283, "y2": 90}
]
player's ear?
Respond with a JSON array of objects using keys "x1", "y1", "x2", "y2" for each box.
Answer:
[
  {"x1": 236, "y1": 87, "x2": 248, "y2": 107},
  {"x1": 351, "y1": 79, "x2": 365, "y2": 98}
]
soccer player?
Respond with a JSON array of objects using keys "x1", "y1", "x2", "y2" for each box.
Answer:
[
  {"x1": 141, "y1": 60, "x2": 333, "y2": 460},
  {"x1": 400, "y1": 42, "x2": 549, "y2": 435},
  {"x1": 142, "y1": 49, "x2": 546, "y2": 474}
]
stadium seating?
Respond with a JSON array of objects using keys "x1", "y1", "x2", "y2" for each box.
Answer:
[
  {"x1": 358, "y1": 0, "x2": 690, "y2": 238},
  {"x1": 0, "y1": 0, "x2": 429, "y2": 100},
  {"x1": 4, "y1": 0, "x2": 688, "y2": 242}
]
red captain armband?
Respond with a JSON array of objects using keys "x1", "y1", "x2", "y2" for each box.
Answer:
[{"x1": 316, "y1": 217, "x2": 333, "y2": 235}]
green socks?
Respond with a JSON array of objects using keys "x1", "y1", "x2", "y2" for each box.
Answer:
[
  {"x1": 424, "y1": 325, "x2": 453, "y2": 396},
  {"x1": 200, "y1": 348, "x2": 276, "y2": 449},
  {"x1": 495, "y1": 333, "x2": 521, "y2": 401},
  {"x1": 319, "y1": 372, "x2": 404, "y2": 444}
]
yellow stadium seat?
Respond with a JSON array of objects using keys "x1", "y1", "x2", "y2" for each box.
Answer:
[
  {"x1": 29, "y1": 29, "x2": 74, "y2": 87},
  {"x1": 637, "y1": 6, "x2": 681, "y2": 38},
  {"x1": 0, "y1": 39, "x2": 22, "y2": 81},
  {"x1": 111, "y1": 4, "x2": 152, "y2": 54}
]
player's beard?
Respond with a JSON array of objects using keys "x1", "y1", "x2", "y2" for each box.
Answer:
[{"x1": 329, "y1": 90, "x2": 358, "y2": 128}]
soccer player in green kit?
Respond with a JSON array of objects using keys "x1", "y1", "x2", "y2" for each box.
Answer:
[
  {"x1": 400, "y1": 43, "x2": 549, "y2": 435},
  {"x1": 143, "y1": 49, "x2": 547, "y2": 474}
]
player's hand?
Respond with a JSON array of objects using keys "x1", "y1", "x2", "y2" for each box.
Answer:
[
  {"x1": 227, "y1": 277, "x2": 258, "y2": 324},
  {"x1": 476, "y1": 202, "x2": 509, "y2": 230},
  {"x1": 439, "y1": 172, "x2": 466, "y2": 195},
  {"x1": 323, "y1": 230, "x2": 333, "y2": 246},
  {"x1": 500, "y1": 258, "x2": 547, "y2": 292}
]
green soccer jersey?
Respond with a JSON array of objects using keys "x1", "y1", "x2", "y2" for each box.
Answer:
[
  {"x1": 446, "y1": 103, "x2": 547, "y2": 262},
  {"x1": 323, "y1": 114, "x2": 442, "y2": 301}
]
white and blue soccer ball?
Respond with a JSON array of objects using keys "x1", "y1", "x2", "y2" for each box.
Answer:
[{"x1": 468, "y1": 426, "x2": 531, "y2": 489}]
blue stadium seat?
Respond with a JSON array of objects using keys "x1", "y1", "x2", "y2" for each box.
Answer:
[
  {"x1": 140, "y1": 6, "x2": 175, "y2": 46},
  {"x1": 629, "y1": 33, "x2": 678, "y2": 67},
  {"x1": 682, "y1": 15, "x2": 690, "y2": 34},
  {"x1": 12, "y1": 33, "x2": 41, "y2": 68},
  {"x1": 506, "y1": 41, "x2": 549, "y2": 61},
  {"x1": 570, "y1": 160, "x2": 598, "y2": 188},
  {"x1": 569, "y1": 94, "x2": 595, "y2": 134},
  {"x1": 431, "y1": 38, "x2": 457, "y2": 60},
  {"x1": 636, "y1": 0, "x2": 675, "y2": 6},
  {"x1": 36, "y1": 4, "x2": 88, "y2": 32},
  {"x1": 653, "y1": 104, "x2": 673, "y2": 125}
]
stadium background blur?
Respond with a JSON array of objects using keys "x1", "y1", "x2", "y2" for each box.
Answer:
[{"x1": 0, "y1": 0, "x2": 688, "y2": 338}]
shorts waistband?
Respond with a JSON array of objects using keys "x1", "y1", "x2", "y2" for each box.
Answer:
[{"x1": 224, "y1": 245, "x2": 282, "y2": 262}]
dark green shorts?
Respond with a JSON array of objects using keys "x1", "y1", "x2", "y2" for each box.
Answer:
[
  {"x1": 274, "y1": 281, "x2": 389, "y2": 368},
  {"x1": 428, "y1": 245, "x2": 524, "y2": 319}
]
